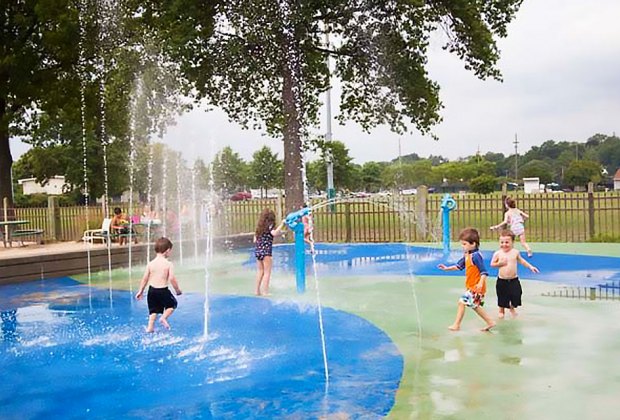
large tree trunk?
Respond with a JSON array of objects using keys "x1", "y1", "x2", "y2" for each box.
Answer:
[
  {"x1": 0, "y1": 97, "x2": 14, "y2": 206},
  {"x1": 281, "y1": 28, "x2": 304, "y2": 215}
]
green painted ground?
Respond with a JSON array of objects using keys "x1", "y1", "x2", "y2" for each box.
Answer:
[{"x1": 75, "y1": 243, "x2": 620, "y2": 419}]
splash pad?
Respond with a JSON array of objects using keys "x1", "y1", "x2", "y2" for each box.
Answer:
[{"x1": 1, "y1": 242, "x2": 620, "y2": 418}]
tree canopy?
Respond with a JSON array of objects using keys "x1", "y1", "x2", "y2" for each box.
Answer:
[{"x1": 146, "y1": 0, "x2": 523, "y2": 211}]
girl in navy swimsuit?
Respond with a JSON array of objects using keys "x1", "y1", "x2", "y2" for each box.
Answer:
[{"x1": 254, "y1": 209, "x2": 286, "y2": 296}]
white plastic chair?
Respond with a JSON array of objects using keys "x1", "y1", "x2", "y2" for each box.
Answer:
[{"x1": 82, "y1": 218, "x2": 112, "y2": 244}]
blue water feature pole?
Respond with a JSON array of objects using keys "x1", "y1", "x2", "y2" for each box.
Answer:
[
  {"x1": 440, "y1": 194, "x2": 457, "y2": 255},
  {"x1": 284, "y1": 207, "x2": 311, "y2": 293}
]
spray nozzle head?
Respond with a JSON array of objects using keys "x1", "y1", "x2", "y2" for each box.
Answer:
[
  {"x1": 285, "y1": 207, "x2": 311, "y2": 229},
  {"x1": 440, "y1": 194, "x2": 457, "y2": 211}
]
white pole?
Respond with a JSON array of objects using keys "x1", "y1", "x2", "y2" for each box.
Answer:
[{"x1": 325, "y1": 32, "x2": 335, "y2": 209}]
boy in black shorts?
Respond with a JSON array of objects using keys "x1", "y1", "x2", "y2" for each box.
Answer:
[
  {"x1": 135, "y1": 238, "x2": 182, "y2": 332},
  {"x1": 490, "y1": 230, "x2": 539, "y2": 318}
]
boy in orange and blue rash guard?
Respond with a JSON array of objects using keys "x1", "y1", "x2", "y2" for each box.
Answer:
[{"x1": 438, "y1": 227, "x2": 496, "y2": 332}]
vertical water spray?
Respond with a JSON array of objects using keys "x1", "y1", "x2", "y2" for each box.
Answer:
[
  {"x1": 176, "y1": 154, "x2": 183, "y2": 263},
  {"x1": 162, "y1": 148, "x2": 168, "y2": 237},
  {"x1": 279, "y1": 0, "x2": 329, "y2": 392},
  {"x1": 191, "y1": 158, "x2": 199, "y2": 263},
  {"x1": 146, "y1": 142, "x2": 154, "y2": 261},
  {"x1": 94, "y1": 0, "x2": 115, "y2": 306},
  {"x1": 127, "y1": 78, "x2": 141, "y2": 293},
  {"x1": 203, "y1": 139, "x2": 217, "y2": 339},
  {"x1": 78, "y1": 0, "x2": 92, "y2": 311},
  {"x1": 99, "y1": 69, "x2": 113, "y2": 306}
]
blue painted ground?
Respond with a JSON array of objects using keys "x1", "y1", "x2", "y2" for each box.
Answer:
[
  {"x1": 0, "y1": 278, "x2": 403, "y2": 418},
  {"x1": 246, "y1": 243, "x2": 620, "y2": 287}
]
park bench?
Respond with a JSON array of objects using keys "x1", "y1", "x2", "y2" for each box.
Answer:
[{"x1": 10, "y1": 229, "x2": 45, "y2": 246}]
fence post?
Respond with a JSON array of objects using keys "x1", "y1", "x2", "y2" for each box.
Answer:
[
  {"x1": 416, "y1": 185, "x2": 428, "y2": 241},
  {"x1": 344, "y1": 201, "x2": 351, "y2": 242},
  {"x1": 48, "y1": 196, "x2": 61, "y2": 241},
  {"x1": 276, "y1": 190, "x2": 283, "y2": 229},
  {"x1": 3, "y1": 197, "x2": 8, "y2": 244},
  {"x1": 587, "y1": 182, "x2": 595, "y2": 240}
]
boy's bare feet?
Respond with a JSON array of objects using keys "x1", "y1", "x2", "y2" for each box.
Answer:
[
  {"x1": 481, "y1": 322, "x2": 496, "y2": 331},
  {"x1": 498, "y1": 311, "x2": 505, "y2": 319},
  {"x1": 448, "y1": 325, "x2": 460, "y2": 331},
  {"x1": 159, "y1": 318, "x2": 170, "y2": 330},
  {"x1": 510, "y1": 309, "x2": 518, "y2": 318},
  {"x1": 145, "y1": 326, "x2": 154, "y2": 333}
]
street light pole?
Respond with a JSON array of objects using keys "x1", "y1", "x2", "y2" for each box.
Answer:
[{"x1": 325, "y1": 32, "x2": 335, "y2": 211}]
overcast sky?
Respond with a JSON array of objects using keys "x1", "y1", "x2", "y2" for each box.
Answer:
[{"x1": 10, "y1": 0, "x2": 620, "y2": 165}]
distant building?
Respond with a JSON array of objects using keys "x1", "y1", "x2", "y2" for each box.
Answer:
[
  {"x1": 523, "y1": 177, "x2": 541, "y2": 194},
  {"x1": 614, "y1": 169, "x2": 620, "y2": 191},
  {"x1": 18, "y1": 176, "x2": 69, "y2": 195}
]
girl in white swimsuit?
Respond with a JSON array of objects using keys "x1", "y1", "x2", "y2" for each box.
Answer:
[{"x1": 491, "y1": 197, "x2": 533, "y2": 257}]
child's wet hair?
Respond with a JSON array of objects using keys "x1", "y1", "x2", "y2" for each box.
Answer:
[
  {"x1": 499, "y1": 229, "x2": 515, "y2": 241},
  {"x1": 505, "y1": 197, "x2": 516, "y2": 208},
  {"x1": 458, "y1": 227, "x2": 480, "y2": 247},
  {"x1": 114, "y1": 207, "x2": 122, "y2": 215},
  {"x1": 255, "y1": 208, "x2": 276, "y2": 236},
  {"x1": 155, "y1": 237, "x2": 173, "y2": 253}
]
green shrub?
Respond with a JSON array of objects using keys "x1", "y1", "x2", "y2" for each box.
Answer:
[
  {"x1": 469, "y1": 175, "x2": 496, "y2": 194},
  {"x1": 588, "y1": 234, "x2": 620, "y2": 243}
]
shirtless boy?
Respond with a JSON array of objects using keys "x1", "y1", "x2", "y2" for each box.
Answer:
[
  {"x1": 490, "y1": 230, "x2": 539, "y2": 318},
  {"x1": 135, "y1": 237, "x2": 182, "y2": 332}
]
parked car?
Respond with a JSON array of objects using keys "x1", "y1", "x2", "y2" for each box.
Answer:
[{"x1": 230, "y1": 191, "x2": 252, "y2": 201}]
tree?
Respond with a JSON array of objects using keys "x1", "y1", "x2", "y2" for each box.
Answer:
[
  {"x1": 249, "y1": 146, "x2": 283, "y2": 196},
  {"x1": 1, "y1": 0, "x2": 194, "y2": 206},
  {"x1": 153, "y1": 0, "x2": 523, "y2": 212},
  {"x1": 307, "y1": 140, "x2": 356, "y2": 191},
  {"x1": 193, "y1": 158, "x2": 211, "y2": 190},
  {"x1": 212, "y1": 147, "x2": 248, "y2": 194},
  {"x1": 519, "y1": 159, "x2": 553, "y2": 184},
  {"x1": 360, "y1": 161, "x2": 387, "y2": 192},
  {"x1": 0, "y1": 0, "x2": 81, "y2": 204},
  {"x1": 469, "y1": 174, "x2": 496, "y2": 194},
  {"x1": 564, "y1": 160, "x2": 602, "y2": 188},
  {"x1": 595, "y1": 135, "x2": 620, "y2": 172}
]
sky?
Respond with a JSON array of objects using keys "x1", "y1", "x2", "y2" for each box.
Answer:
[{"x1": 10, "y1": 0, "x2": 620, "y2": 165}]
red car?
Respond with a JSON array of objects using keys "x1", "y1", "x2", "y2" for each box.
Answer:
[{"x1": 230, "y1": 191, "x2": 252, "y2": 201}]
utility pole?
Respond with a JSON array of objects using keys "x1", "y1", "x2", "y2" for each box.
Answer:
[
  {"x1": 513, "y1": 133, "x2": 519, "y2": 183},
  {"x1": 575, "y1": 143, "x2": 579, "y2": 160},
  {"x1": 324, "y1": 32, "x2": 335, "y2": 211},
  {"x1": 397, "y1": 137, "x2": 403, "y2": 190}
]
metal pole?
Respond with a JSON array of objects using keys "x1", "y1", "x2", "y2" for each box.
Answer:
[
  {"x1": 513, "y1": 133, "x2": 519, "y2": 183},
  {"x1": 325, "y1": 32, "x2": 335, "y2": 211}
]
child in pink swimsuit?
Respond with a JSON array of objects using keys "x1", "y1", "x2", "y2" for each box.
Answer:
[{"x1": 491, "y1": 197, "x2": 533, "y2": 257}]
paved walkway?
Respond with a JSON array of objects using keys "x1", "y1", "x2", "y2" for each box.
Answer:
[{"x1": 0, "y1": 241, "x2": 118, "y2": 260}]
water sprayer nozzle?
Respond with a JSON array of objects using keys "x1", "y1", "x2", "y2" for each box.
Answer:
[{"x1": 284, "y1": 207, "x2": 311, "y2": 229}]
